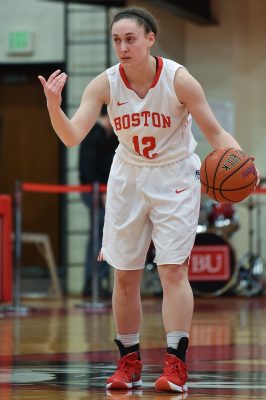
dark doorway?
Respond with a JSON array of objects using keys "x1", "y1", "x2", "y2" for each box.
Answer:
[{"x1": 0, "y1": 64, "x2": 64, "y2": 271}]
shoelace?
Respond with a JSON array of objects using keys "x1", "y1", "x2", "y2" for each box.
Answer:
[
  {"x1": 114, "y1": 359, "x2": 138, "y2": 380},
  {"x1": 164, "y1": 361, "x2": 187, "y2": 381}
]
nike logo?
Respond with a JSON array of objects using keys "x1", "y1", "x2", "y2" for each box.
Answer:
[
  {"x1": 117, "y1": 101, "x2": 128, "y2": 106},
  {"x1": 175, "y1": 187, "x2": 189, "y2": 194}
]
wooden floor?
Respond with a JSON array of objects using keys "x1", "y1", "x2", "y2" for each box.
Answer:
[{"x1": 1, "y1": 295, "x2": 266, "y2": 399}]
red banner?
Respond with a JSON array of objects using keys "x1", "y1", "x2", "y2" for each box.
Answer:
[
  {"x1": 0, "y1": 195, "x2": 13, "y2": 302},
  {"x1": 189, "y1": 245, "x2": 230, "y2": 281}
]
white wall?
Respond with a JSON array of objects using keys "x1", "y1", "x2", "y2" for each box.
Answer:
[{"x1": 0, "y1": 0, "x2": 64, "y2": 63}]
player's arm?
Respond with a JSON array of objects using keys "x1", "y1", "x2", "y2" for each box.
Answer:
[
  {"x1": 38, "y1": 70, "x2": 109, "y2": 147},
  {"x1": 174, "y1": 68, "x2": 242, "y2": 150}
]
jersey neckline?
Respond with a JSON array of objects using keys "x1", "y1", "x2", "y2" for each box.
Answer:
[{"x1": 119, "y1": 56, "x2": 163, "y2": 93}]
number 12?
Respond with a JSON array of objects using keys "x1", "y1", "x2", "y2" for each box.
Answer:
[{"x1": 132, "y1": 136, "x2": 157, "y2": 159}]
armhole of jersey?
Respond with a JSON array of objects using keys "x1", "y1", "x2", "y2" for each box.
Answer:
[
  {"x1": 173, "y1": 65, "x2": 186, "y2": 106},
  {"x1": 106, "y1": 69, "x2": 114, "y2": 109}
]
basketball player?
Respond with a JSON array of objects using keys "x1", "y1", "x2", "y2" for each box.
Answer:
[{"x1": 38, "y1": 7, "x2": 244, "y2": 393}]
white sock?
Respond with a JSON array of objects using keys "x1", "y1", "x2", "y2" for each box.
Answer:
[
  {"x1": 167, "y1": 331, "x2": 189, "y2": 349},
  {"x1": 117, "y1": 332, "x2": 140, "y2": 347}
]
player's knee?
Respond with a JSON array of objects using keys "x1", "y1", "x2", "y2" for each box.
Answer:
[
  {"x1": 114, "y1": 270, "x2": 140, "y2": 294},
  {"x1": 159, "y1": 263, "x2": 189, "y2": 287}
]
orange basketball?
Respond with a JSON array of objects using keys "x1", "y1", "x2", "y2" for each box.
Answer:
[{"x1": 200, "y1": 148, "x2": 257, "y2": 203}]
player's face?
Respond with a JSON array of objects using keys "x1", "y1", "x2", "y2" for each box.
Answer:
[{"x1": 111, "y1": 18, "x2": 155, "y2": 66}]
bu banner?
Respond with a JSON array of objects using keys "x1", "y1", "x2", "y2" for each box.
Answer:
[{"x1": 189, "y1": 245, "x2": 230, "y2": 281}]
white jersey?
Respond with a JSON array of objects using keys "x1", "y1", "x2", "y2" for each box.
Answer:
[{"x1": 106, "y1": 57, "x2": 198, "y2": 166}]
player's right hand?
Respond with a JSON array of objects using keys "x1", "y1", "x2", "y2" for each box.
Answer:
[
  {"x1": 38, "y1": 69, "x2": 67, "y2": 110},
  {"x1": 251, "y1": 155, "x2": 260, "y2": 188}
]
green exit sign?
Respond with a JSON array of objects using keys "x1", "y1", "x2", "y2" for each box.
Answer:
[{"x1": 7, "y1": 31, "x2": 34, "y2": 55}]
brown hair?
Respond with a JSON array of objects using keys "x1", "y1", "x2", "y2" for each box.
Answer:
[{"x1": 111, "y1": 7, "x2": 158, "y2": 37}]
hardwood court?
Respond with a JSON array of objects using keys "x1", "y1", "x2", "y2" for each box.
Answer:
[{"x1": 0, "y1": 295, "x2": 266, "y2": 399}]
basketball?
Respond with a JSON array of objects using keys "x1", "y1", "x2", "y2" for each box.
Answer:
[{"x1": 200, "y1": 148, "x2": 257, "y2": 203}]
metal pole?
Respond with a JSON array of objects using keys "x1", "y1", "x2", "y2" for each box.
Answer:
[
  {"x1": 248, "y1": 197, "x2": 254, "y2": 256},
  {"x1": 91, "y1": 181, "x2": 100, "y2": 304},
  {"x1": 76, "y1": 182, "x2": 110, "y2": 309},
  {"x1": 13, "y1": 180, "x2": 22, "y2": 309},
  {"x1": 1, "y1": 181, "x2": 29, "y2": 313},
  {"x1": 256, "y1": 194, "x2": 262, "y2": 257},
  {"x1": 11, "y1": 181, "x2": 29, "y2": 313}
]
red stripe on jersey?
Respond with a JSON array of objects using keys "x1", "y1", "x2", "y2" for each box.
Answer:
[
  {"x1": 119, "y1": 63, "x2": 131, "y2": 89},
  {"x1": 151, "y1": 56, "x2": 163, "y2": 88},
  {"x1": 119, "y1": 57, "x2": 163, "y2": 90}
]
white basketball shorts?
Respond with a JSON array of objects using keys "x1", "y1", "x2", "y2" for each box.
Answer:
[{"x1": 101, "y1": 153, "x2": 201, "y2": 270}]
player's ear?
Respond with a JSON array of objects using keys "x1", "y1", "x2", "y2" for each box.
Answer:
[{"x1": 147, "y1": 32, "x2": 155, "y2": 48}]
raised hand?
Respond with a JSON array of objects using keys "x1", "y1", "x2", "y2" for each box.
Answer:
[{"x1": 38, "y1": 69, "x2": 67, "y2": 109}]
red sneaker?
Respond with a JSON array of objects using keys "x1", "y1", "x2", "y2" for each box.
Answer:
[
  {"x1": 106, "y1": 352, "x2": 142, "y2": 390},
  {"x1": 155, "y1": 353, "x2": 188, "y2": 393}
]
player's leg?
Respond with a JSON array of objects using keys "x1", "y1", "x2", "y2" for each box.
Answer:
[
  {"x1": 112, "y1": 268, "x2": 143, "y2": 334},
  {"x1": 106, "y1": 268, "x2": 143, "y2": 390},
  {"x1": 158, "y1": 261, "x2": 193, "y2": 333},
  {"x1": 102, "y1": 155, "x2": 151, "y2": 390},
  {"x1": 146, "y1": 154, "x2": 201, "y2": 392},
  {"x1": 155, "y1": 261, "x2": 192, "y2": 393}
]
